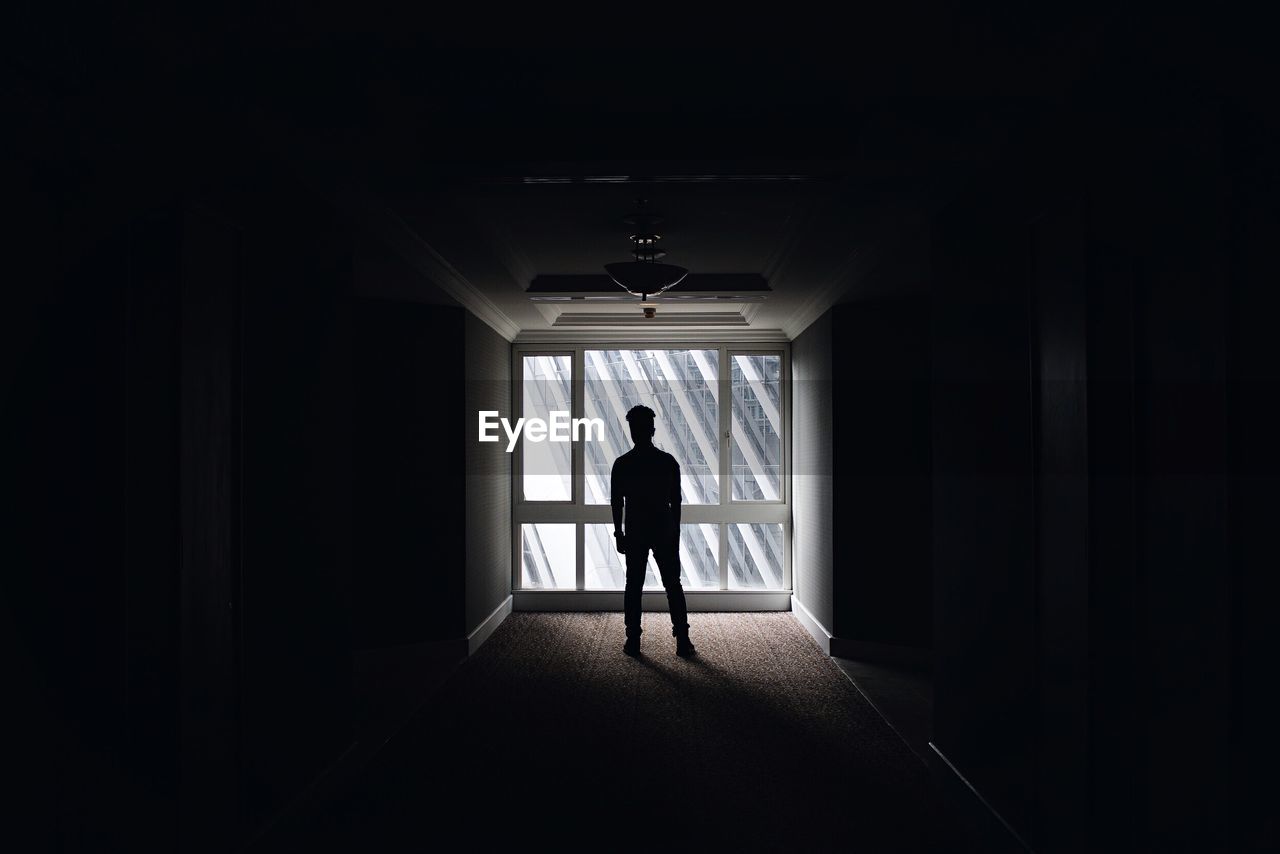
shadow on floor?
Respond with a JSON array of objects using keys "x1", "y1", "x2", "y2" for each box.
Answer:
[{"x1": 262, "y1": 613, "x2": 972, "y2": 853}]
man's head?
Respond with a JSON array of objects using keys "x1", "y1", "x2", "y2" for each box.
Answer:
[{"x1": 625, "y1": 404, "x2": 656, "y2": 446}]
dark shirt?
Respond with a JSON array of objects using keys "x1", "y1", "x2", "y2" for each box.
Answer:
[{"x1": 610, "y1": 444, "x2": 681, "y2": 545}]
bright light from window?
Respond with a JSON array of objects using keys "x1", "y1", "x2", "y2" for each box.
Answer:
[
  {"x1": 584, "y1": 524, "x2": 720, "y2": 590},
  {"x1": 584, "y1": 349, "x2": 719, "y2": 505},
  {"x1": 521, "y1": 523, "x2": 575, "y2": 589},
  {"x1": 731, "y1": 354, "x2": 782, "y2": 501},
  {"x1": 728, "y1": 523, "x2": 785, "y2": 589},
  {"x1": 513, "y1": 346, "x2": 789, "y2": 594},
  {"x1": 522, "y1": 355, "x2": 572, "y2": 501}
]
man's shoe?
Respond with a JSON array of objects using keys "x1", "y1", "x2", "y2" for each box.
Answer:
[
  {"x1": 675, "y1": 636, "x2": 697, "y2": 658},
  {"x1": 623, "y1": 637, "x2": 641, "y2": 657}
]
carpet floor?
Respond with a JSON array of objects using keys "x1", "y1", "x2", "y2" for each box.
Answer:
[{"x1": 289, "y1": 612, "x2": 969, "y2": 852}]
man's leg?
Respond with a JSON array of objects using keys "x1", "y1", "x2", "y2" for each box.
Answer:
[
  {"x1": 653, "y1": 541, "x2": 689, "y2": 638},
  {"x1": 623, "y1": 548, "x2": 649, "y2": 642}
]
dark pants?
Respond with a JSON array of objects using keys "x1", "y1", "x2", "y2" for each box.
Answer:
[{"x1": 624, "y1": 541, "x2": 690, "y2": 639}]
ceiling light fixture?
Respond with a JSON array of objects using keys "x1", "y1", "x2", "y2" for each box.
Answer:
[{"x1": 604, "y1": 198, "x2": 688, "y2": 317}]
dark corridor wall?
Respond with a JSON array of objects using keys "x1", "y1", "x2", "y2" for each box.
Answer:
[
  {"x1": 350, "y1": 301, "x2": 513, "y2": 648},
  {"x1": 790, "y1": 304, "x2": 933, "y2": 652},
  {"x1": 352, "y1": 300, "x2": 465, "y2": 647},
  {"x1": 464, "y1": 313, "x2": 512, "y2": 632},
  {"x1": 237, "y1": 192, "x2": 357, "y2": 834},
  {"x1": 929, "y1": 99, "x2": 1278, "y2": 852},
  {"x1": 4, "y1": 141, "x2": 503, "y2": 850},
  {"x1": 791, "y1": 312, "x2": 834, "y2": 630},
  {"x1": 4, "y1": 207, "x2": 186, "y2": 853},
  {"x1": 1225, "y1": 107, "x2": 1280, "y2": 854},
  {"x1": 832, "y1": 300, "x2": 932, "y2": 649}
]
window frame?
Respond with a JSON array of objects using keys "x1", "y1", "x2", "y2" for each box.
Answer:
[{"x1": 511, "y1": 342, "x2": 791, "y2": 594}]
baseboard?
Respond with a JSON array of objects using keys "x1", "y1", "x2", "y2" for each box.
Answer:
[
  {"x1": 514, "y1": 590, "x2": 792, "y2": 612},
  {"x1": 789, "y1": 595, "x2": 832, "y2": 654},
  {"x1": 829, "y1": 638, "x2": 932, "y2": 670},
  {"x1": 467, "y1": 594, "x2": 513, "y2": 655},
  {"x1": 928, "y1": 742, "x2": 1033, "y2": 853}
]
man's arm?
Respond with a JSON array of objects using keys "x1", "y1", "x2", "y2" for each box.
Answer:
[
  {"x1": 669, "y1": 456, "x2": 681, "y2": 527},
  {"x1": 610, "y1": 459, "x2": 625, "y2": 543}
]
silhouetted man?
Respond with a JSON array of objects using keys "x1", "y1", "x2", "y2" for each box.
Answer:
[{"x1": 611, "y1": 405, "x2": 695, "y2": 657}]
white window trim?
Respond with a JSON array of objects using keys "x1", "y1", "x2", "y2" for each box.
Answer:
[{"x1": 511, "y1": 342, "x2": 792, "y2": 596}]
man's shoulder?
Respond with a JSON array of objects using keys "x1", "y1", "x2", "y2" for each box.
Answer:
[
  {"x1": 656, "y1": 448, "x2": 679, "y2": 469},
  {"x1": 614, "y1": 446, "x2": 678, "y2": 468}
]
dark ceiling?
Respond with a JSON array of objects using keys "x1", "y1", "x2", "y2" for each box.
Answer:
[
  {"x1": 16, "y1": 8, "x2": 1268, "y2": 183},
  {"x1": 6, "y1": 8, "x2": 1147, "y2": 166},
  {"x1": 13, "y1": 6, "x2": 1273, "y2": 337}
]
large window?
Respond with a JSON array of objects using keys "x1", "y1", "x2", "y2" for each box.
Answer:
[{"x1": 514, "y1": 346, "x2": 789, "y2": 593}]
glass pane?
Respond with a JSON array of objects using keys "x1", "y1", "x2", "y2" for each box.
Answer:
[
  {"x1": 728, "y1": 523, "x2": 785, "y2": 590},
  {"x1": 731, "y1": 354, "x2": 782, "y2": 501},
  {"x1": 522, "y1": 355, "x2": 572, "y2": 501},
  {"x1": 584, "y1": 349, "x2": 718, "y2": 505},
  {"x1": 585, "y1": 524, "x2": 720, "y2": 590},
  {"x1": 520, "y1": 523, "x2": 575, "y2": 589},
  {"x1": 678, "y1": 523, "x2": 721, "y2": 589}
]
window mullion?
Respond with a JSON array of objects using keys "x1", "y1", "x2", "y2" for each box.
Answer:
[
  {"x1": 573, "y1": 347, "x2": 585, "y2": 507},
  {"x1": 718, "y1": 346, "x2": 730, "y2": 590},
  {"x1": 511, "y1": 346, "x2": 522, "y2": 591},
  {"x1": 776, "y1": 350, "x2": 788, "y2": 506},
  {"x1": 575, "y1": 522, "x2": 585, "y2": 592},
  {"x1": 573, "y1": 348, "x2": 585, "y2": 589}
]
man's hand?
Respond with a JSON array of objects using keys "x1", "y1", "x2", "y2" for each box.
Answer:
[{"x1": 614, "y1": 531, "x2": 626, "y2": 555}]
